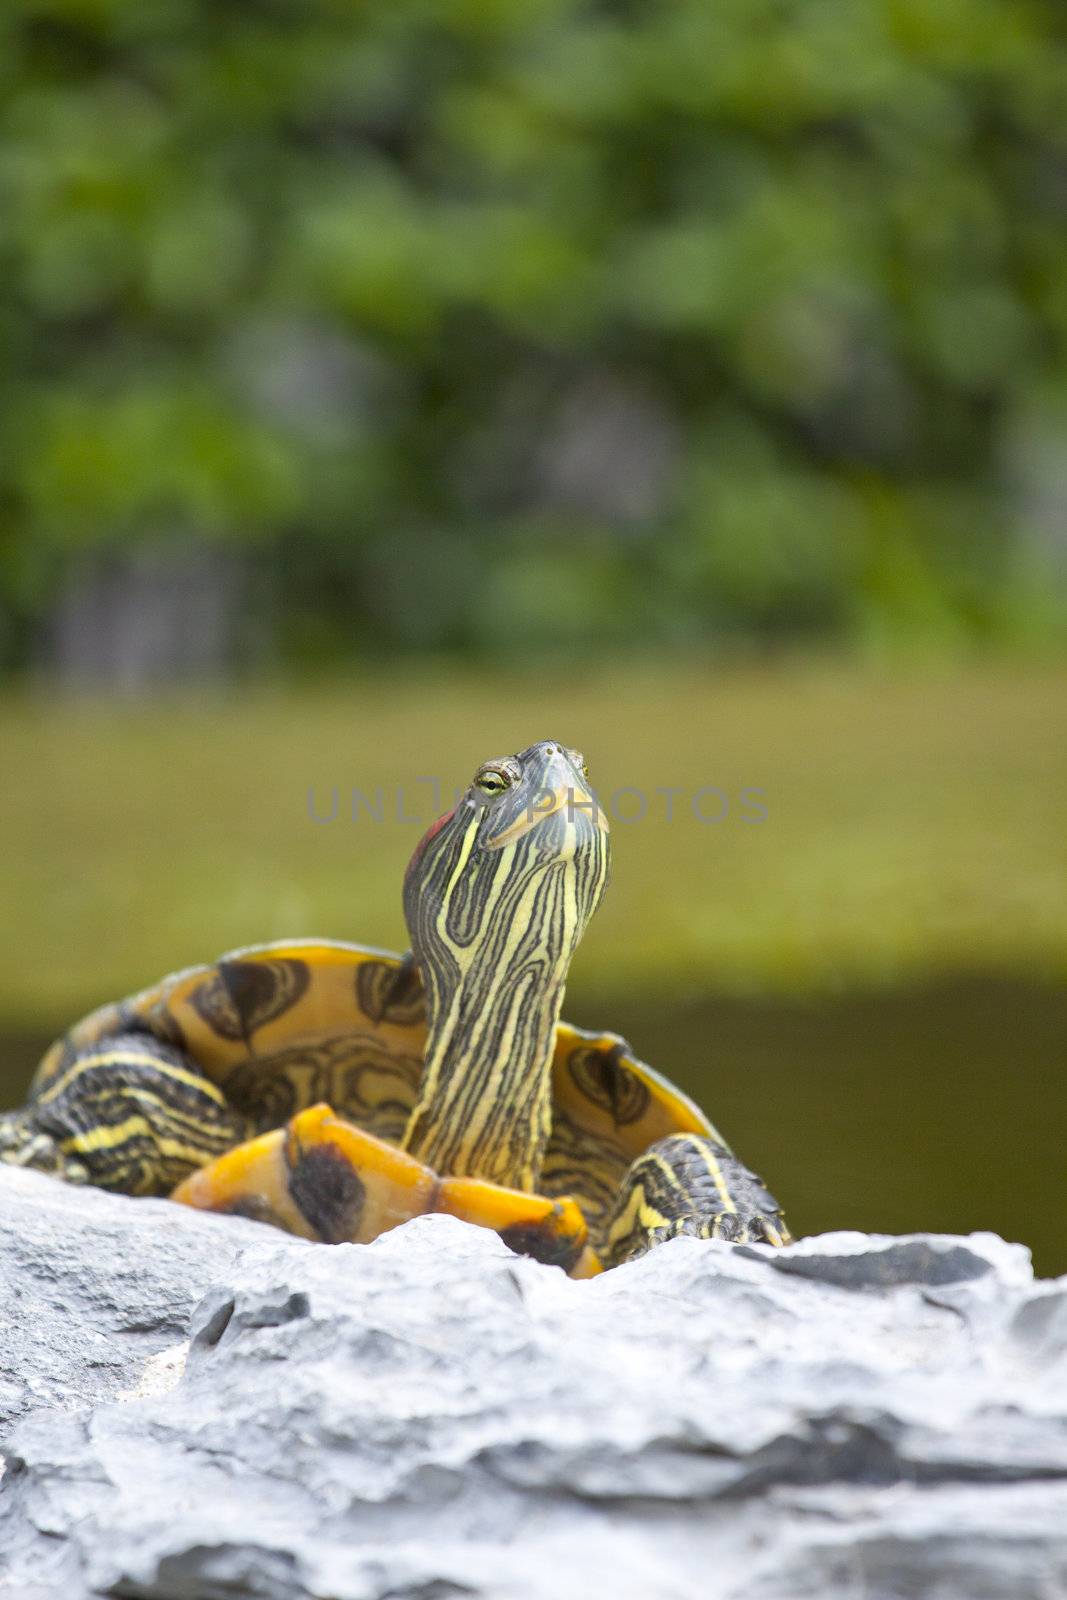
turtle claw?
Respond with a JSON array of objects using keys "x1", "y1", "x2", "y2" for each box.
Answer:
[
  {"x1": 634, "y1": 1211, "x2": 790, "y2": 1258},
  {"x1": 0, "y1": 1113, "x2": 90, "y2": 1184},
  {"x1": 704, "y1": 1211, "x2": 792, "y2": 1247}
]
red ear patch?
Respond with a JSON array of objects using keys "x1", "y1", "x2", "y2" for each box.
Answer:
[{"x1": 405, "y1": 806, "x2": 456, "y2": 883}]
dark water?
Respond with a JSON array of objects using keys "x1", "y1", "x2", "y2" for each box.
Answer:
[
  {"x1": 4, "y1": 977, "x2": 1065, "y2": 1276},
  {"x1": 581, "y1": 979, "x2": 1067, "y2": 1278}
]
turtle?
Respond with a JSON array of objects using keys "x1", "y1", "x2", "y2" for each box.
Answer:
[{"x1": 0, "y1": 740, "x2": 789, "y2": 1273}]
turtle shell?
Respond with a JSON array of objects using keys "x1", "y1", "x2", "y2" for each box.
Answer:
[{"x1": 32, "y1": 939, "x2": 723, "y2": 1234}]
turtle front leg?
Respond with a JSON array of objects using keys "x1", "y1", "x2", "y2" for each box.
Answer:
[
  {"x1": 602, "y1": 1133, "x2": 791, "y2": 1269},
  {"x1": 173, "y1": 1104, "x2": 594, "y2": 1273},
  {"x1": 0, "y1": 1033, "x2": 243, "y2": 1194}
]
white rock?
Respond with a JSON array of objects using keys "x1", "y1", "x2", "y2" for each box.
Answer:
[{"x1": 1, "y1": 1168, "x2": 1065, "y2": 1599}]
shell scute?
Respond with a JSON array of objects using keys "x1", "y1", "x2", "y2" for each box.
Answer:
[
  {"x1": 188, "y1": 957, "x2": 311, "y2": 1043},
  {"x1": 35, "y1": 941, "x2": 711, "y2": 1203}
]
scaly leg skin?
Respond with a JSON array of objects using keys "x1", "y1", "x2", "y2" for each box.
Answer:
[
  {"x1": 0, "y1": 1033, "x2": 243, "y2": 1194},
  {"x1": 602, "y1": 1132, "x2": 791, "y2": 1269},
  {"x1": 172, "y1": 1104, "x2": 595, "y2": 1274}
]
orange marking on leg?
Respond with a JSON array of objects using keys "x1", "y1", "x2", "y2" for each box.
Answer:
[
  {"x1": 438, "y1": 1176, "x2": 589, "y2": 1272},
  {"x1": 172, "y1": 1104, "x2": 437, "y2": 1244},
  {"x1": 172, "y1": 1103, "x2": 592, "y2": 1271},
  {"x1": 289, "y1": 1105, "x2": 437, "y2": 1242},
  {"x1": 570, "y1": 1245, "x2": 604, "y2": 1278},
  {"x1": 171, "y1": 1125, "x2": 315, "y2": 1238}
]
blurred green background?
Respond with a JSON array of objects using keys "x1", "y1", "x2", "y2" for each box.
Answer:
[{"x1": 1, "y1": 1, "x2": 1065, "y2": 1267}]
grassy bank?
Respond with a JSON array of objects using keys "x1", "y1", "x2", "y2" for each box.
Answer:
[{"x1": 1, "y1": 657, "x2": 1065, "y2": 1028}]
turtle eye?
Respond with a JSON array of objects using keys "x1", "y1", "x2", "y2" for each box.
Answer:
[
  {"x1": 474, "y1": 767, "x2": 511, "y2": 797},
  {"x1": 567, "y1": 747, "x2": 588, "y2": 777}
]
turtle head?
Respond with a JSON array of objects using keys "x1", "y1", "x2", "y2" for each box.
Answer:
[
  {"x1": 402, "y1": 740, "x2": 611, "y2": 982},
  {"x1": 400, "y1": 740, "x2": 610, "y2": 1188}
]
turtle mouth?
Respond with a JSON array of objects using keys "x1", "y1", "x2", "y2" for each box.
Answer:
[{"x1": 482, "y1": 749, "x2": 609, "y2": 850}]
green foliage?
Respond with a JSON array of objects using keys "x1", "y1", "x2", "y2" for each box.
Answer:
[{"x1": 1, "y1": 0, "x2": 1066, "y2": 661}]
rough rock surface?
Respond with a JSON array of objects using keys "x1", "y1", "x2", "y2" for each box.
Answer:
[{"x1": 1, "y1": 1166, "x2": 1066, "y2": 1599}]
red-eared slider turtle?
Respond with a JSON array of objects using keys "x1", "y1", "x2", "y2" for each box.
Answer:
[{"x1": 0, "y1": 741, "x2": 788, "y2": 1272}]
